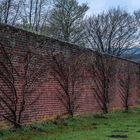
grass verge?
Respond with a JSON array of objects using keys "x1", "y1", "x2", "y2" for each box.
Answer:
[{"x1": 1, "y1": 109, "x2": 140, "y2": 140}]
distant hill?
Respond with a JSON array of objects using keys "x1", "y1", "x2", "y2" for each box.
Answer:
[{"x1": 123, "y1": 47, "x2": 140, "y2": 63}]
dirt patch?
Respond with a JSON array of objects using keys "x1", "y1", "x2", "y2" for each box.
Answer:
[
  {"x1": 94, "y1": 114, "x2": 109, "y2": 119},
  {"x1": 31, "y1": 126, "x2": 46, "y2": 133},
  {"x1": 53, "y1": 119, "x2": 67, "y2": 126},
  {"x1": 126, "y1": 125, "x2": 136, "y2": 127},
  {"x1": 92, "y1": 122, "x2": 97, "y2": 126},
  {"x1": 108, "y1": 135, "x2": 128, "y2": 138},
  {"x1": 104, "y1": 123, "x2": 111, "y2": 127},
  {"x1": 112, "y1": 130, "x2": 128, "y2": 133},
  {"x1": 0, "y1": 131, "x2": 3, "y2": 136}
]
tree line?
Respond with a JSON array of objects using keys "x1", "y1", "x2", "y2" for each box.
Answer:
[{"x1": 0, "y1": 0, "x2": 140, "y2": 56}]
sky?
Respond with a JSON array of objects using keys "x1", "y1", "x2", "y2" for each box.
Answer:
[{"x1": 78, "y1": 0, "x2": 140, "y2": 15}]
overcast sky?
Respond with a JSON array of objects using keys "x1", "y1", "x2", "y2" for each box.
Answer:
[{"x1": 78, "y1": 0, "x2": 140, "y2": 15}]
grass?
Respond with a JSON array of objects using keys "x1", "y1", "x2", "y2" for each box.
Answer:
[{"x1": 1, "y1": 109, "x2": 140, "y2": 140}]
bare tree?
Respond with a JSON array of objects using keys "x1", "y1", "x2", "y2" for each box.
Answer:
[
  {"x1": 50, "y1": 51, "x2": 84, "y2": 117},
  {"x1": 45, "y1": 0, "x2": 88, "y2": 46},
  {"x1": 136, "y1": 64, "x2": 140, "y2": 104},
  {"x1": 21, "y1": 0, "x2": 50, "y2": 32},
  {"x1": 84, "y1": 8, "x2": 138, "y2": 56},
  {"x1": 134, "y1": 10, "x2": 140, "y2": 26},
  {"x1": 88, "y1": 52, "x2": 116, "y2": 113},
  {"x1": 0, "y1": 43, "x2": 49, "y2": 128},
  {"x1": 119, "y1": 63, "x2": 132, "y2": 112},
  {"x1": 0, "y1": 0, "x2": 23, "y2": 25},
  {"x1": 0, "y1": 0, "x2": 51, "y2": 30},
  {"x1": 134, "y1": 10, "x2": 140, "y2": 47}
]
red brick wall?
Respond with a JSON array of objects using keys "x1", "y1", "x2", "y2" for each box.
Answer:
[{"x1": 0, "y1": 24, "x2": 139, "y2": 127}]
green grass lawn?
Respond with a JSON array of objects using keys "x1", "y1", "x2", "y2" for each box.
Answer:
[{"x1": 1, "y1": 109, "x2": 140, "y2": 140}]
